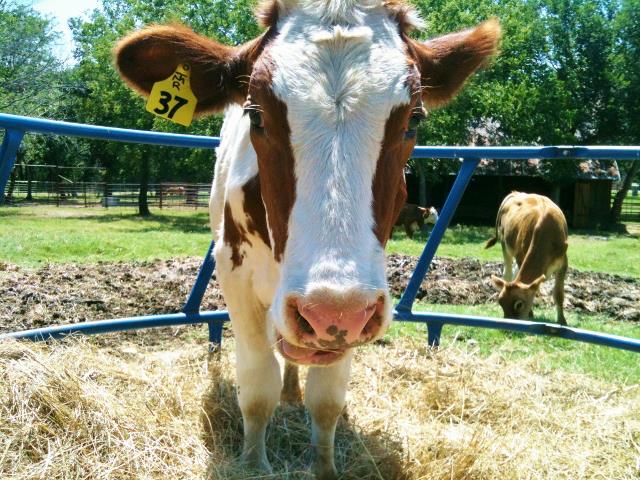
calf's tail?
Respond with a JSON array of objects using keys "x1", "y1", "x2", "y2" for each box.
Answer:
[{"x1": 485, "y1": 236, "x2": 498, "y2": 249}]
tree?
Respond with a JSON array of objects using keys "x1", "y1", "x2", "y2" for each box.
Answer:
[
  {"x1": 607, "y1": 0, "x2": 640, "y2": 227},
  {"x1": 68, "y1": 0, "x2": 260, "y2": 215},
  {"x1": 0, "y1": 1, "x2": 66, "y2": 116}
]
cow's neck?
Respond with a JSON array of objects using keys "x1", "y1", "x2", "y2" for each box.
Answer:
[{"x1": 515, "y1": 239, "x2": 552, "y2": 284}]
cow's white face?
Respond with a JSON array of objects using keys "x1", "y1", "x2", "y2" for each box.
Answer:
[{"x1": 114, "y1": 0, "x2": 500, "y2": 365}]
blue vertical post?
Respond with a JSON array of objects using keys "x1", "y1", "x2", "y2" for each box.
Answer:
[
  {"x1": 395, "y1": 158, "x2": 480, "y2": 346},
  {"x1": 182, "y1": 240, "x2": 223, "y2": 349},
  {"x1": 0, "y1": 129, "x2": 25, "y2": 205}
]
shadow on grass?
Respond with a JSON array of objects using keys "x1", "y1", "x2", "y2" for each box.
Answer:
[
  {"x1": 64, "y1": 211, "x2": 211, "y2": 234},
  {"x1": 202, "y1": 361, "x2": 407, "y2": 480}
]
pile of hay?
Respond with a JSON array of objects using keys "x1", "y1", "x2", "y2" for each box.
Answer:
[{"x1": 1, "y1": 336, "x2": 638, "y2": 479}]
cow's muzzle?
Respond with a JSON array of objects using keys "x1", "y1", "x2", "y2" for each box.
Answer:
[{"x1": 275, "y1": 291, "x2": 387, "y2": 365}]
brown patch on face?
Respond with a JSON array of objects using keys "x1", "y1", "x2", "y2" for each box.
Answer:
[
  {"x1": 242, "y1": 176, "x2": 271, "y2": 248},
  {"x1": 248, "y1": 58, "x2": 296, "y2": 263},
  {"x1": 223, "y1": 203, "x2": 248, "y2": 269},
  {"x1": 372, "y1": 104, "x2": 418, "y2": 245}
]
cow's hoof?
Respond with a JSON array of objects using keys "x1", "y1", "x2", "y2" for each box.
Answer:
[
  {"x1": 239, "y1": 453, "x2": 273, "y2": 475},
  {"x1": 312, "y1": 462, "x2": 339, "y2": 480}
]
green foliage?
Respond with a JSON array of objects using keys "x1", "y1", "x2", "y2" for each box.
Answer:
[
  {"x1": 5, "y1": 0, "x2": 640, "y2": 196},
  {"x1": 0, "y1": 1, "x2": 64, "y2": 117}
]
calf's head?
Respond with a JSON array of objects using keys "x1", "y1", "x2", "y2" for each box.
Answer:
[
  {"x1": 491, "y1": 275, "x2": 545, "y2": 320},
  {"x1": 423, "y1": 206, "x2": 439, "y2": 225},
  {"x1": 114, "y1": 1, "x2": 499, "y2": 365}
]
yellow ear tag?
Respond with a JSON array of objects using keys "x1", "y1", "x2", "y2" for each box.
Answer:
[{"x1": 146, "y1": 63, "x2": 197, "y2": 127}]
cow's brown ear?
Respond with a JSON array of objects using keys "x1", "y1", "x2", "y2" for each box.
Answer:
[
  {"x1": 491, "y1": 275, "x2": 506, "y2": 290},
  {"x1": 409, "y1": 18, "x2": 500, "y2": 108},
  {"x1": 114, "y1": 24, "x2": 260, "y2": 115}
]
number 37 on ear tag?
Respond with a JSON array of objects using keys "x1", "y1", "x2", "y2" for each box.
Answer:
[{"x1": 146, "y1": 64, "x2": 197, "y2": 127}]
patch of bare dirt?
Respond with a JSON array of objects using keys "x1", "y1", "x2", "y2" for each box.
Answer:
[
  {"x1": 1, "y1": 254, "x2": 638, "y2": 336},
  {"x1": 0, "y1": 258, "x2": 226, "y2": 336}
]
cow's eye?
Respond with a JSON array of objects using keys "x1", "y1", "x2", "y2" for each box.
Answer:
[
  {"x1": 513, "y1": 299, "x2": 524, "y2": 312},
  {"x1": 405, "y1": 110, "x2": 426, "y2": 139},
  {"x1": 243, "y1": 105, "x2": 264, "y2": 129}
]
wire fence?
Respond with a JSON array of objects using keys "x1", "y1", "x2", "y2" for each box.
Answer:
[
  {"x1": 3, "y1": 180, "x2": 211, "y2": 209},
  {"x1": 614, "y1": 182, "x2": 640, "y2": 222},
  {"x1": 4, "y1": 178, "x2": 640, "y2": 221}
]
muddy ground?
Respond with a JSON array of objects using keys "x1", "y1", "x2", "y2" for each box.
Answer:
[{"x1": 0, "y1": 254, "x2": 638, "y2": 335}]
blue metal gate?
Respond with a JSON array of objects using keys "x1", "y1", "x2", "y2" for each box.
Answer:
[{"x1": 1, "y1": 112, "x2": 639, "y2": 353}]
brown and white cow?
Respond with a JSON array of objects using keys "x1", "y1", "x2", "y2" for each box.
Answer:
[
  {"x1": 114, "y1": 2, "x2": 499, "y2": 477},
  {"x1": 393, "y1": 202, "x2": 439, "y2": 238},
  {"x1": 486, "y1": 192, "x2": 569, "y2": 325}
]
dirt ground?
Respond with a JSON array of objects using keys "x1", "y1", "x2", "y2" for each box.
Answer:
[{"x1": 1, "y1": 253, "x2": 638, "y2": 335}]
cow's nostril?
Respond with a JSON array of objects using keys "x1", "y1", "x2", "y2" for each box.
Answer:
[
  {"x1": 296, "y1": 311, "x2": 315, "y2": 336},
  {"x1": 361, "y1": 310, "x2": 382, "y2": 338}
]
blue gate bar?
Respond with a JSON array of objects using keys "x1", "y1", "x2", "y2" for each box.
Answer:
[
  {"x1": 4, "y1": 309, "x2": 639, "y2": 353},
  {"x1": 182, "y1": 240, "x2": 216, "y2": 314},
  {"x1": 0, "y1": 113, "x2": 220, "y2": 149},
  {"x1": 181, "y1": 240, "x2": 225, "y2": 346},
  {"x1": 0, "y1": 129, "x2": 25, "y2": 204},
  {"x1": 0, "y1": 311, "x2": 230, "y2": 342},
  {"x1": 1, "y1": 113, "x2": 639, "y2": 353},
  {"x1": 396, "y1": 158, "x2": 479, "y2": 319},
  {"x1": 394, "y1": 311, "x2": 640, "y2": 353},
  {"x1": 412, "y1": 145, "x2": 640, "y2": 160}
]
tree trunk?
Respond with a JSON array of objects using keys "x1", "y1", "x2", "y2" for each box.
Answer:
[
  {"x1": 6, "y1": 166, "x2": 17, "y2": 202},
  {"x1": 415, "y1": 161, "x2": 428, "y2": 207},
  {"x1": 26, "y1": 164, "x2": 33, "y2": 201},
  {"x1": 608, "y1": 160, "x2": 640, "y2": 228},
  {"x1": 138, "y1": 155, "x2": 151, "y2": 217}
]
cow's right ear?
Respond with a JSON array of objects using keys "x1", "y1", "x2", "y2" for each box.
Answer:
[
  {"x1": 491, "y1": 275, "x2": 505, "y2": 290},
  {"x1": 114, "y1": 24, "x2": 261, "y2": 115}
]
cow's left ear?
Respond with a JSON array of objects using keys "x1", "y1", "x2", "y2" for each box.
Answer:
[
  {"x1": 408, "y1": 19, "x2": 500, "y2": 108},
  {"x1": 114, "y1": 24, "x2": 265, "y2": 115}
]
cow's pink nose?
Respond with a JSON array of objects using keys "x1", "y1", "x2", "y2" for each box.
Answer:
[{"x1": 292, "y1": 298, "x2": 382, "y2": 348}]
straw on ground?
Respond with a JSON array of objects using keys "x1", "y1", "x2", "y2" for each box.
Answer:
[{"x1": 1, "y1": 336, "x2": 638, "y2": 479}]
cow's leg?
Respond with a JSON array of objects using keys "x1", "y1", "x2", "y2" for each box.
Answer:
[
  {"x1": 233, "y1": 308, "x2": 282, "y2": 472},
  {"x1": 281, "y1": 361, "x2": 302, "y2": 405},
  {"x1": 217, "y1": 262, "x2": 282, "y2": 472},
  {"x1": 305, "y1": 351, "x2": 353, "y2": 480},
  {"x1": 553, "y1": 258, "x2": 568, "y2": 325},
  {"x1": 404, "y1": 222, "x2": 413, "y2": 239},
  {"x1": 502, "y1": 243, "x2": 514, "y2": 281}
]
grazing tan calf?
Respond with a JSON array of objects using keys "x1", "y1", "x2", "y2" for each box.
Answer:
[{"x1": 486, "y1": 192, "x2": 568, "y2": 325}]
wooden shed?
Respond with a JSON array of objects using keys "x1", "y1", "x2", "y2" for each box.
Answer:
[{"x1": 406, "y1": 158, "x2": 620, "y2": 229}]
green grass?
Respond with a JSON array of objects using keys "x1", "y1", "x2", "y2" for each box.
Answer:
[
  {"x1": 387, "y1": 224, "x2": 640, "y2": 278},
  {"x1": 0, "y1": 207, "x2": 212, "y2": 266},
  {"x1": 1, "y1": 207, "x2": 638, "y2": 277},
  {"x1": 1, "y1": 206, "x2": 637, "y2": 383},
  {"x1": 387, "y1": 302, "x2": 640, "y2": 384}
]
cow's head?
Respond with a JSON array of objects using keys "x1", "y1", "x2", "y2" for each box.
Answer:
[
  {"x1": 422, "y1": 206, "x2": 439, "y2": 225},
  {"x1": 491, "y1": 275, "x2": 545, "y2": 320},
  {"x1": 115, "y1": 0, "x2": 500, "y2": 365}
]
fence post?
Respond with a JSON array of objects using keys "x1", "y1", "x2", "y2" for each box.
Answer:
[
  {"x1": 0, "y1": 129, "x2": 25, "y2": 205},
  {"x1": 159, "y1": 183, "x2": 163, "y2": 209}
]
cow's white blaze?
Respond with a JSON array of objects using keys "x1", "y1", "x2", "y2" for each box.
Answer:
[{"x1": 266, "y1": 3, "x2": 414, "y2": 336}]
